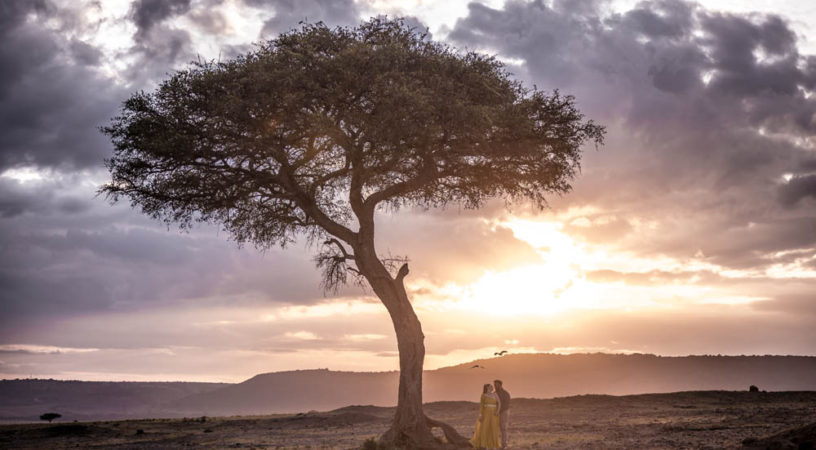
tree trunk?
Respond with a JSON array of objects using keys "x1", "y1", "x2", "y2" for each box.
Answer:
[
  {"x1": 355, "y1": 242, "x2": 470, "y2": 449},
  {"x1": 379, "y1": 287, "x2": 438, "y2": 448}
]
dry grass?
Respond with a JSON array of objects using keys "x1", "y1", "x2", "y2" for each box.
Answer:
[{"x1": 1, "y1": 391, "x2": 815, "y2": 449}]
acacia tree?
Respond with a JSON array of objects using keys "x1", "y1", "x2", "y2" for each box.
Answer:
[
  {"x1": 40, "y1": 412, "x2": 61, "y2": 423},
  {"x1": 102, "y1": 18, "x2": 604, "y2": 448}
]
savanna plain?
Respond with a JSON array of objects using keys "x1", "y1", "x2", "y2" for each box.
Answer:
[{"x1": 3, "y1": 391, "x2": 816, "y2": 449}]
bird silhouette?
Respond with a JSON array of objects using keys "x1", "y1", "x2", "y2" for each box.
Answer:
[
  {"x1": 494, "y1": 350, "x2": 508, "y2": 356},
  {"x1": 470, "y1": 364, "x2": 486, "y2": 369}
]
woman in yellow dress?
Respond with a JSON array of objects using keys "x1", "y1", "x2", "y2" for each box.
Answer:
[{"x1": 471, "y1": 383, "x2": 502, "y2": 449}]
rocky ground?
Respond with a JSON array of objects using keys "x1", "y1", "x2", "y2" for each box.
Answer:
[{"x1": 1, "y1": 391, "x2": 815, "y2": 449}]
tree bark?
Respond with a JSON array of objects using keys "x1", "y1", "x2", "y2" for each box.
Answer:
[{"x1": 354, "y1": 239, "x2": 470, "y2": 449}]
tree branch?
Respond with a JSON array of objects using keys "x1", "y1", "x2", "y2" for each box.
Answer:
[
  {"x1": 363, "y1": 165, "x2": 442, "y2": 210},
  {"x1": 395, "y1": 262, "x2": 409, "y2": 284},
  {"x1": 277, "y1": 162, "x2": 357, "y2": 244},
  {"x1": 325, "y1": 238, "x2": 356, "y2": 261},
  {"x1": 314, "y1": 239, "x2": 364, "y2": 292}
]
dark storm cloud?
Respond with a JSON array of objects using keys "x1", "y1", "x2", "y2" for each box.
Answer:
[
  {"x1": 129, "y1": 25, "x2": 192, "y2": 65},
  {"x1": 0, "y1": 0, "x2": 366, "y2": 338},
  {"x1": 779, "y1": 174, "x2": 816, "y2": 206},
  {"x1": 621, "y1": 1, "x2": 692, "y2": 39},
  {"x1": 0, "y1": 177, "x2": 93, "y2": 218},
  {"x1": 450, "y1": 0, "x2": 816, "y2": 161},
  {"x1": 125, "y1": 0, "x2": 200, "y2": 84},
  {"x1": 0, "y1": 1, "x2": 123, "y2": 171},
  {"x1": 0, "y1": 0, "x2": 51, "y2": 31},
  {"x1": 131, "y1": 0, "x2": 192, "y2": 38},
  {"x1": 448, "y1": 0, "x2": 816, "y2": 275},
  {"x1": 69, "y1": 39, "x2": 103, "y2": 66}
]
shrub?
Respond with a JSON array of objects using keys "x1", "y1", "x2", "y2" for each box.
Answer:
[{"x1": 39, "y1": 412, "x2": 61, "y2": 423}]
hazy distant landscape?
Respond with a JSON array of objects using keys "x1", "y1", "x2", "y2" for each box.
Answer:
[
  {"x1": 3, "y1": 353, "x2": 816, "y2": 448},
  {"x1": 3, "y1": 353, "x2": 816, "y2": 422},
  {"x1": 3, "y1": 390, "x2": 816, "y2": 449}
]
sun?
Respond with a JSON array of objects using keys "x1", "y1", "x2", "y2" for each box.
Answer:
[{"x1": 423, "y1": 218, "x2": 609, "y2": 317}]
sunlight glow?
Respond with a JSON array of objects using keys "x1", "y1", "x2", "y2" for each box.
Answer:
[
  {"x1": 344, "y1": 333, "x2": 388, "y2": 342},
  {"x1": 408, "y1": 216, "x2": 785, "y2": 318},
  {"x1": 265, "y1": 299, "x2": 383, "y2": 321},
  {"x1": 696, "y1": 295, "x2": 769, "y2": 305},
  {"x1": 284, "y1": 331, "x2": 320, "y2": 340}
]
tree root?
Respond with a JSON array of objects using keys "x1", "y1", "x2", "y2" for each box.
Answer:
[
  {"x1": 380, "y1": 416, "x2": 471, "y2": 449},
  {"x1": 425, "y1": 415, "x2": 472, "y2": 448}
]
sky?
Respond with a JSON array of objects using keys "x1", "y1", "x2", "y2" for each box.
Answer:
[{"x1": 0, "y1": 0, "x2": 815, "y2": 383}]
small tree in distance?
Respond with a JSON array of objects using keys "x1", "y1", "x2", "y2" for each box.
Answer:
[
  {"x1": 102, "y1": 18, "x2": 604, "y2": 448},
  {"x1": 40, "y1": 412, "x2": 61, "y2": 423}
]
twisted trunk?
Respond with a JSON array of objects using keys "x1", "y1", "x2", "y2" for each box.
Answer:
[{"x1": 353, "y1": 239, "x2": 470, "y2": 449}]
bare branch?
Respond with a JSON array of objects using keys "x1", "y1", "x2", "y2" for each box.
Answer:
[
  {"x1": 324, "y1": 238, "x2": 356, "y2": 260},
  {"x1": 314, "y1": 239, "x2": 363, "y2": 293}
]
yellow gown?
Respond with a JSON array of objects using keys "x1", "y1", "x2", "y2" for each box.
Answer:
[{"x1": 471, "y1": 393, "x2": 501, "y2": 449}]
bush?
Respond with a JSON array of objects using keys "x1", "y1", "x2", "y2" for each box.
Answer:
[
  {"x1": 362, "y1": 438, "x2": 389, "y2": 450},
  {"x1": 39, "y1": 412, "x2": 61, "y2": 423}
]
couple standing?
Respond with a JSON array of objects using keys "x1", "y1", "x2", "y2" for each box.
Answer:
[{"x1": 471, "y1": 379, "x2": 510, "y2": 449}]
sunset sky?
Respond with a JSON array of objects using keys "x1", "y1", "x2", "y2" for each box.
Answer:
[{"x1": 1, "y1": 0, "x2": 815, "y2": 383}]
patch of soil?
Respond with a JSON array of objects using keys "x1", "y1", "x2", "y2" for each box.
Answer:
[{"x1": 742, "y1": 422, "x2": 816, "y2": 450}]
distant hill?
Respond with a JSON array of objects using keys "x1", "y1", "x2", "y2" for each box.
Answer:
[
  {"x1": 425, "y1": 353, "x2": 816, "y2": 401},
  {"x1": 3, "y1": 353, "x2": 816, "y2": 421},
  {"x1": 173, "y1": 369, "x2": 399, "y2": 416},
  {"x1": 175, "y1": 353, "x2": 816, "y2": 416},
  {"x1": 0, "y1": 379, "x2": 225, "y2": 422}
]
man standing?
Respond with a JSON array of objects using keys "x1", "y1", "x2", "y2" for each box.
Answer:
[{"x1": 494, "y1": 379, "x2": 511, "y2": 449}]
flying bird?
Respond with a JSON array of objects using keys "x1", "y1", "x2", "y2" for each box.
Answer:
[
  {"x1": 470, "y1": 364, "x2": 486, "y2": 369},
  {"x1": 494, "y1": 350, "x2": 508, "y2": 356}
]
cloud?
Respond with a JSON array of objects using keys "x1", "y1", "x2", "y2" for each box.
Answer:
[
  {"x1": 0, "y1": 2, "x2": 124, "y2": 171},
  {"x1": 779, "y1": 174, "x2": 816, "y2": 206},
  {"x1": 585, "y1": 269, "x2": 716, "y2": 286},
  {"x1": 0, "y1": 213, "x2": 334, "y2": 331},
  {"x1": 131, "y1": 0, "x2": 192, "y2": 39},
  {"x1": 245, "y1": 0, "x2": 361, "y2": 37},
  {"x1": 0, "y1": 344, "x2": 99, "y2": 355},
  {"x1": 2, "y1": 0, "x2": 816, "y2": 379},
  {"x1": 448, "y1": 0, "x2": 816, "y2": 271},
  {"x1": 0, "y1": 171, "x2": 341, "y2": 332},
  {"x1": 751, "y1": 294, "x2": 816, "y2": 316},
  {"x1": 375, "y1": 211, "x2": 542, "y2": 284},
  {"x1": 0, "y1": 175, "x2": 94, "y2": 218}
]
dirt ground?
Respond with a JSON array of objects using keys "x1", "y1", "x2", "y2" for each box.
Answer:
[{"x1": 1, "y1": 391, "x2": 815, "y2": 449}]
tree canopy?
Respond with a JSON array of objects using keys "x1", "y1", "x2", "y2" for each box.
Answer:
[{"x1": 102, "y1": 18, "x2": 603, "y2": 260}]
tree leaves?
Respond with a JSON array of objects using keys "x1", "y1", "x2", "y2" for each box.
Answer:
[{"x1": 101, "y1": 17, "x2": 604, "y2": 287}]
